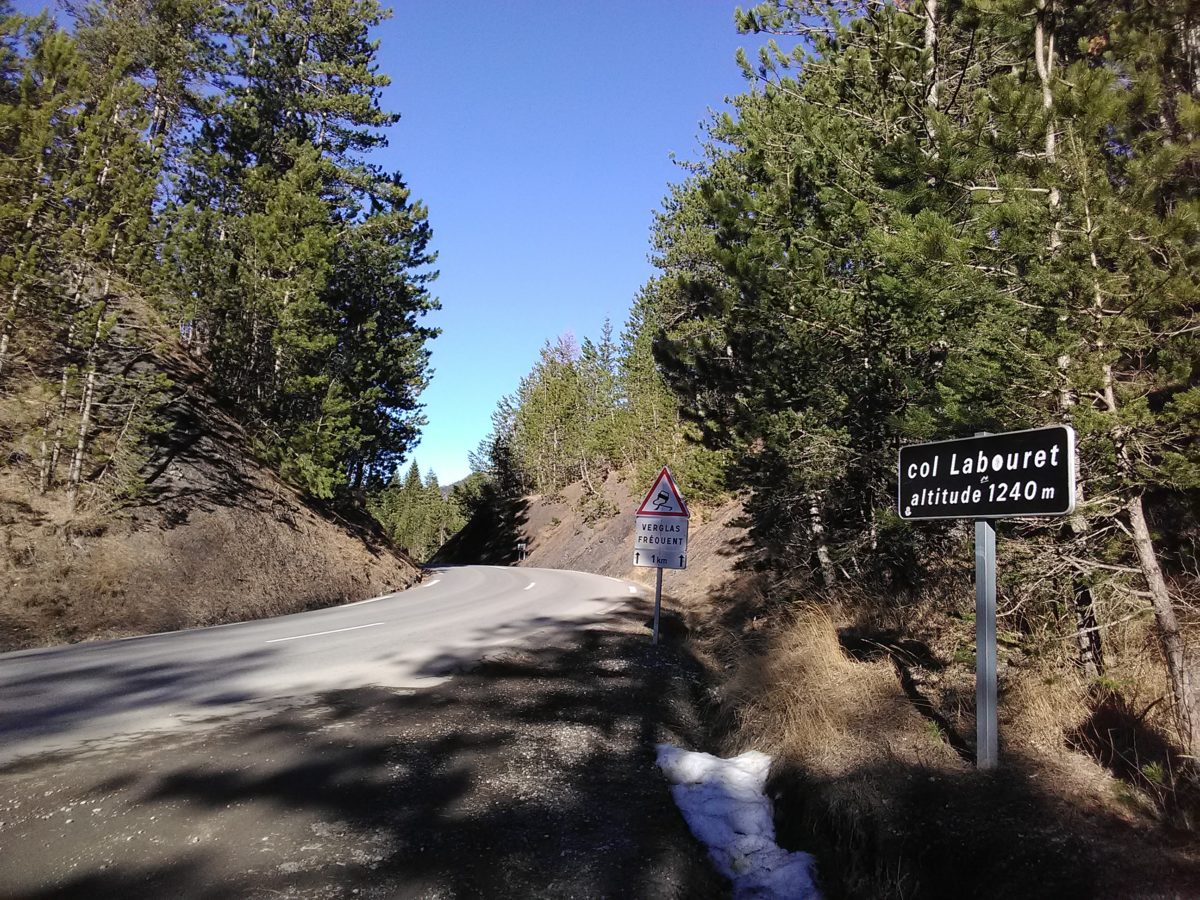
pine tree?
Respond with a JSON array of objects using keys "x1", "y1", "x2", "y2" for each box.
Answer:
[
  {"x1": 0, "y1": 7, "x2": 162, "y2": 508},
  {"x1": 578, "y1": 320, "x2": 620, "y2": 485},
  {"x1": 159, "y1": 0, "x2": 436, "y2": 498},
  {"x1": 511, "y1": 335, "x2": 585, "y2": 495},
  {"x1": 1025, "y1": 0, "x2": 1200, "y2": 754},
  {"x1": 1, "y1": 0, "x2": 437, "y2": 514}
]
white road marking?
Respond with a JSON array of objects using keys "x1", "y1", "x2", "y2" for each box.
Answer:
[
  {"x1": 117, "y1": 629, "x2": 178, "y2": 641},
  {"x1": 343, "y1": 592, "x2": 394, "y2": 607},
  {"x1": 628, "y1": 586, "x2": 639, "y2": 594},
  {"x1": 523, "y1": 582, "x2": 536, "y2": 591},
  {"x1": 265, "y1": 622, "x2": 384, "y2": 644},
  {"x1": 422, "y1": 578, "x2": 442, "y2": 588}
]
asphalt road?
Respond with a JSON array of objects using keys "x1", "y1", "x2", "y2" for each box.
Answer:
[{"x1": 0, "y1": 566, "x2": 645, "y2": 764}]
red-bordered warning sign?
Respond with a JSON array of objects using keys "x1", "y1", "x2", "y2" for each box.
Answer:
[{"x1": 636, "y1": 467, "x2": 689, "y2": 517}]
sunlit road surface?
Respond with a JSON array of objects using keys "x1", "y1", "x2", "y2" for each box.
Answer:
[{"x1": 0, "y1": 566, "x2": 645, "y2": 763}]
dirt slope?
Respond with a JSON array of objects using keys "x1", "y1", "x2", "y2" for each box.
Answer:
[
  {"x1": 0, "y1": 348, "x2": 419, "y2": 652},
  {"x1": 521, "y1": 475, "x2": 748, "y2": 600}
]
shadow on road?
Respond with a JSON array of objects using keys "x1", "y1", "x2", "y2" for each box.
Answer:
[
  {"x1": 0, "y1": 646, "x2": 275, "y2": 761},
  {"x1": 0, "y1": 593, "x2": 630, "y2": 763},
  {"x1": 0, "y1": 604, "x2": 727, "y2": 899}
]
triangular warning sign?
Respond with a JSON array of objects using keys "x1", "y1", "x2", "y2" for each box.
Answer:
[{"x1": 636, "y1": 467, "x2": 689, "y2": 517}]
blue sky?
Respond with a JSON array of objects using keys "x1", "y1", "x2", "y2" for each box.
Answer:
[{"x1": 376, "y1": 1, "x2": 765, "y2": 483}]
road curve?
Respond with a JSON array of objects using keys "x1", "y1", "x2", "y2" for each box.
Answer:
[{"x1": 0, "y1": 566, "x2": 646, "y2": 764}]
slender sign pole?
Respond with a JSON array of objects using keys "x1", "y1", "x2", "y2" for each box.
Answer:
[
  {"x1": 652, "y1": 566, "x2": 663, "y2": 645},
  {"x1": 975, "y1": 518, "x2": 998, "y2": 769}
]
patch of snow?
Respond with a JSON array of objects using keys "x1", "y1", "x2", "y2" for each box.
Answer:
[{"x1": 656, "y1": 744, "x2": 820, "y2": 900}]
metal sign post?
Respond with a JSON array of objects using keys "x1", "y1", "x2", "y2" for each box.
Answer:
[
  {"x1": 975, "y1": 519, "x2": 998, "y2": 769},
  {"x1": 653, "y1": 566, "x2": 664, "y2": 645},
  {"x1": 899, "y1": 426, "x2": 1076, "y2": 770},
  {"x1": 633, "y1": 467, "x2": 689, "y2": 646}
]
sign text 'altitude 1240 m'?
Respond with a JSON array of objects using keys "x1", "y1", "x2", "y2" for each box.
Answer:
[{"x1": 898, "y1": 426, "x2": 1076, "y2": 521}]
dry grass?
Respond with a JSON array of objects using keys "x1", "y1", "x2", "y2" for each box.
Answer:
[
  {"x1": 1004, "y1": 663, "x2": 1092, "y2": 753},
  {"x1": 682, "y1": 575, "x2": 1200, "y2": 899},
  {"x1": 719, "y1": 605, "x2": 960, "y2": 772}
]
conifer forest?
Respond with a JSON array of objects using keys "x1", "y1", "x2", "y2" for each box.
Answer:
[
  {"x1": 0, "y1": 0, "x2": 437, "y2": 507},
  {"x1": 369, "y1": 459, "x2": 463, "y2": 561},
  {"x1": 2, "y1": 0, "x2": 1199, "y2": 793}
]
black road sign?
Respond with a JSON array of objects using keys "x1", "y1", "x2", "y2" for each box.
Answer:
[{"x1": 898, "y1": 426, "x2": 1076, "y2": 521}]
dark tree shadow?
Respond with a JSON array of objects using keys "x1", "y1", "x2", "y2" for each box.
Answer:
[
  {"x1": 838, "y1": 625, "x2": 973, "y2": 763},
  {"x1": 134, "y1": 352, "x2": 265, "y2": 515},
  {"x1": 1068, "y1": 689, "x2": 1200, "y2": 826},
  {"x1": 130, "y1": 346, "x2": 399, "y2": 555},
  {"x1": 8, "y1": 859, "x2": 217, "y2": 900},
  {"x1": 0, "y1": 644, "x2": 277, "y2": 765},
  {"x1": 432, "y1": 482, "x2": 530, "y2": 566},
  {"x1": 768, "y1": 744, "x2": 1200, "y2": 900}
]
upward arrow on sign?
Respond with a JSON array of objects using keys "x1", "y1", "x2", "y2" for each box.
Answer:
[{"x1": 636, "y1": 467, "x2": 689, "y2": 517}]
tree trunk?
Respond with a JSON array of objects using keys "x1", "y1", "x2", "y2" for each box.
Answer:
[
  {"x1": 1058, "y1": 344, "x2": 1099, "y2": 674},
  {"x1": 66, "y1": 364, "x2": 97, "y2": 510},
  {"x1": 246, "y1": 312, "x2": 261, "y2": 407},
  {"x1": 1178, "y1": 14, "x2": 1200, "y2": 95},
  {"x1": 66, "y1": 304, "x2": 107, "y2": 511},
  {"x1": 41, "y1": 305, "x2": 80, "y2": 494},
  {"x1": 25, "y1": 157, "x2": 44, "y2": 230},
  {"x1": 273, "y1": 286, "x2": 293, "y2": 402},
  {"x1": 924, "y1": 0, "x2": 939, "y2": 137},
  {"x1": 809, "y1": 493, "x2": 836, "y2": 586},
  {"x1": 0, "y1": 287, "x2": 17, "y2": 382},
  {"x1": 41, "y1": 364, "x2": 71, "y2": 494},
  {"x1": 1036, "y1": 3, "x2": 1101, "y2": 674},
  {"x1": 1128, "y1": 495, "x2": 1200, "y2": 757},
  {"x1": 1034, "y1": 0, "x2": 1061, "y2": 247},
  {"x1": 1073, "y1": 583, "x2": 1103, "y2": 679}
]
